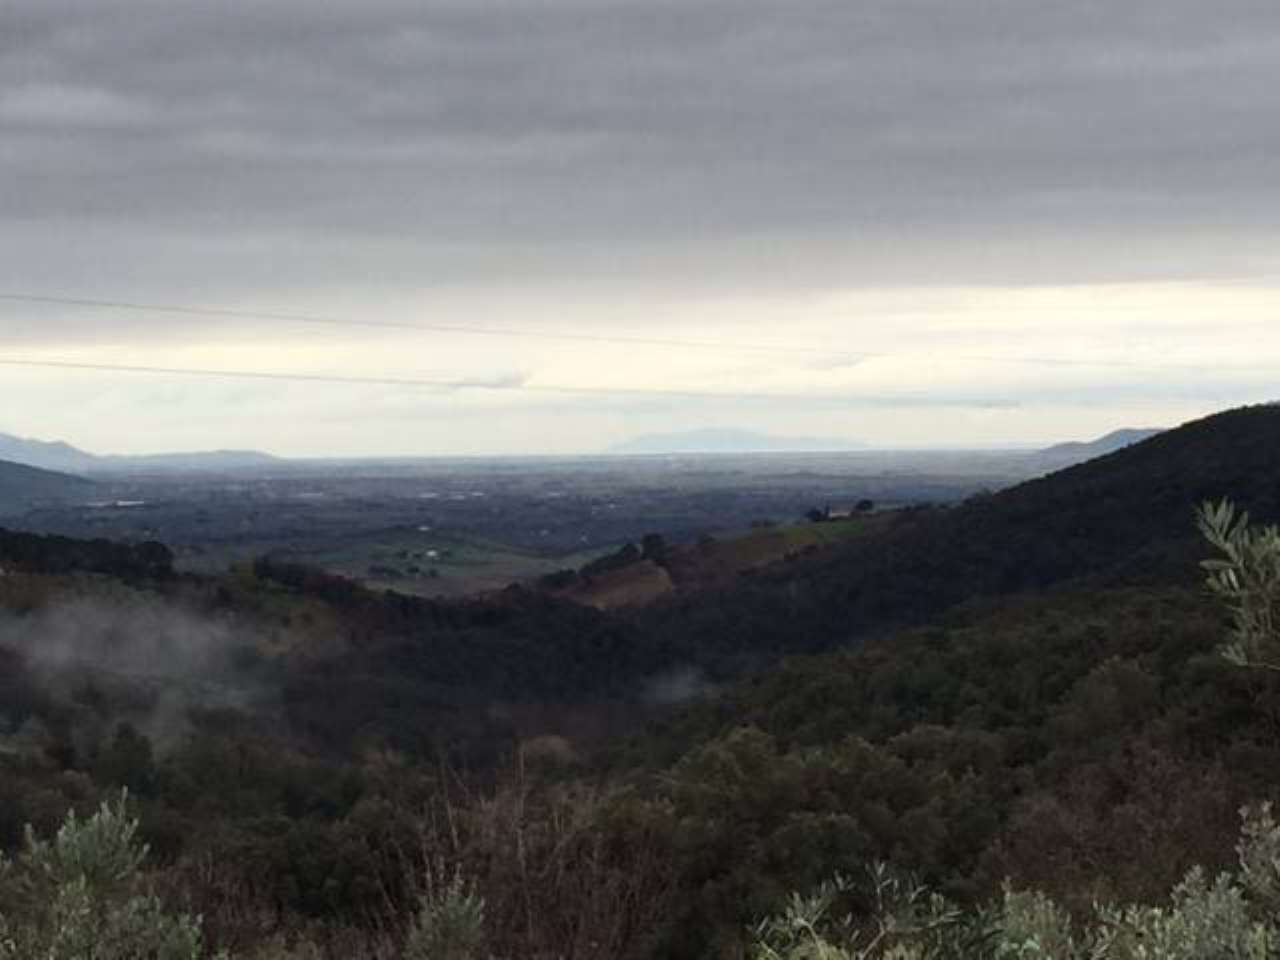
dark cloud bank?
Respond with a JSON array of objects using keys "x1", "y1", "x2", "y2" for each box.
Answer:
[{"x1": 3, "y1": 0, "x2": 1280, "y2": 307}]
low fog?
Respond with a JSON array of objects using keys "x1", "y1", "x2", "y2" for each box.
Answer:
[{"x1": 0, "y1": 594, "x2": 276, "y2": 752}]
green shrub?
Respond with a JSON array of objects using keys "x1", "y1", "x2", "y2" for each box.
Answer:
[
  {"x1": 404, "y1": 875, "x2": 486, "y2": 960},
  {"x1": 0, "y1": 791, "x2": 222, "y2": 959},
  {"x1": 1198, "y1": 499, "x2": 1280, "y2": 670},
  {"x1": 753, "y1": 804, "x2": 1280, "y2": 960},
  {"x1": 1239, "y1": 802, "x2": 1280, "y2": 918},
  {"x1": 995, "y1": 887, "x2": 1076, "y2": 959},
  {"x1": 1093, "y1": 867, "x2": 1273, "y2": 959},
  {"x1": 749, "y1": 866, "x2": 968, "y2": 960}
]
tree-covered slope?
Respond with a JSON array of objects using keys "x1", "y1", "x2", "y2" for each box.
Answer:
[
  {"x1": 634, "y1": 404, "x2": 1280, "y2": 675},
  {"x1": 0, "y1": 457, "x2": 92, "y2": 516}
]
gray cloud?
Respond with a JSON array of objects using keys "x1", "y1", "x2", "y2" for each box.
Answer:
[
  {"x1": 1, "y1": 1, "x2": 1279, "y2": 453},
  {"x1": 3, "y1": 1, "x2": 1279, "y2": 277}
]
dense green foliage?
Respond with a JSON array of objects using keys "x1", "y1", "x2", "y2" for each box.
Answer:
[{"x1": 3, "y1": 404, "x2": 1280, "y2": 957}]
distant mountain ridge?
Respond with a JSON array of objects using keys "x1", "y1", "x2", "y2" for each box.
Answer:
[
  {"x1": 1038, "y1": 427, "x2": 1164, "y2": 462},
  {"x1": 609, "y1": 426, "x2": 1163, "y2": 460},
  {"x1": 0, "y1": 434, "x2": 89, "y2": 473},
  {"x1": 0, "y1": 431, "x2": 280, "y2": 473},
  {"x1": 610, "y1": 428, "x2": 864, "y2": 455}
]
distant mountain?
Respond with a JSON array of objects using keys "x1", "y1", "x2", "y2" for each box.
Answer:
[
  {"x1": 1037, "y1": 427, "x2": 1164, "y2": 463},
  {"x1": 0, "y1": 431, "x2": 280, "y2": 473},
  {"x1": 0, "y1": 433, "x2": 95, "y2": 472},
  {"x1": 610, "y1": 428, "x2": 863, "y2": 455},
  {"x1": 0, "y1": 458, "x2": 93, "y2": 516}
]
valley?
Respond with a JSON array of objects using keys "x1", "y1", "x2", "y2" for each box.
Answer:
[
  {"x1": 6, "y1": 449, "x2": 1041, "y2": 598},
  {"x1": 1, "y1": 408, "x2": 1275, "y2": 959}
]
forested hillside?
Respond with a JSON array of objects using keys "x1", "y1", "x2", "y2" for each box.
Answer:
[
  {"x1": 634, "y1": 404, "x2": 1280, "y2": 677},
  {"x1": 2, "y1": 404, "x2": 1280, "y2": 958},
  {"x1": 0, "y1": 458, "x2": 92, "y2": 516}
]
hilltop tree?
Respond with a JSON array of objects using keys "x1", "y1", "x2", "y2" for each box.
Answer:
[{"x1": 641, "y1": 533, "x2": 669, "y2": 566}]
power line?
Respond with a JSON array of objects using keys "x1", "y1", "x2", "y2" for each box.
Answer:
[
  {"x1": 1, "y1": 290, "x2": 1274, "y2": 374},
  {"x1": 0, "y1": 290, "x2": 1236, "y2": 373},
  {"x1": 0, "y1": 291, "x2": 874, "y2": 363},
  {"x1": 0, "y1": 356, "x2": 972, "y2": 407}
]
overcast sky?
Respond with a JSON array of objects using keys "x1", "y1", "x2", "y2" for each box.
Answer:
[{"x1": 2, "y1": 0, "x2": 1279, "y2": 455}]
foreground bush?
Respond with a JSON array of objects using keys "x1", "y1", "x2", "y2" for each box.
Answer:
[
  {"x1": 0, "y1": 792, "x2": 222, "y2": 960},
  {"x1": 404, "y1": 876, "x2": 486, "y2": 960},
  {"x1": 751, "y1": 805, "x2": 1280, "y2": 960},
  {"x1": 1199, "y1": 499, "x2": 1280, "y2": 671}
]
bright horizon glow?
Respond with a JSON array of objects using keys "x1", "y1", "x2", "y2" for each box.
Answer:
[{"x1": 2, "y1": 280, "x2": 1276, "y2": 457}]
